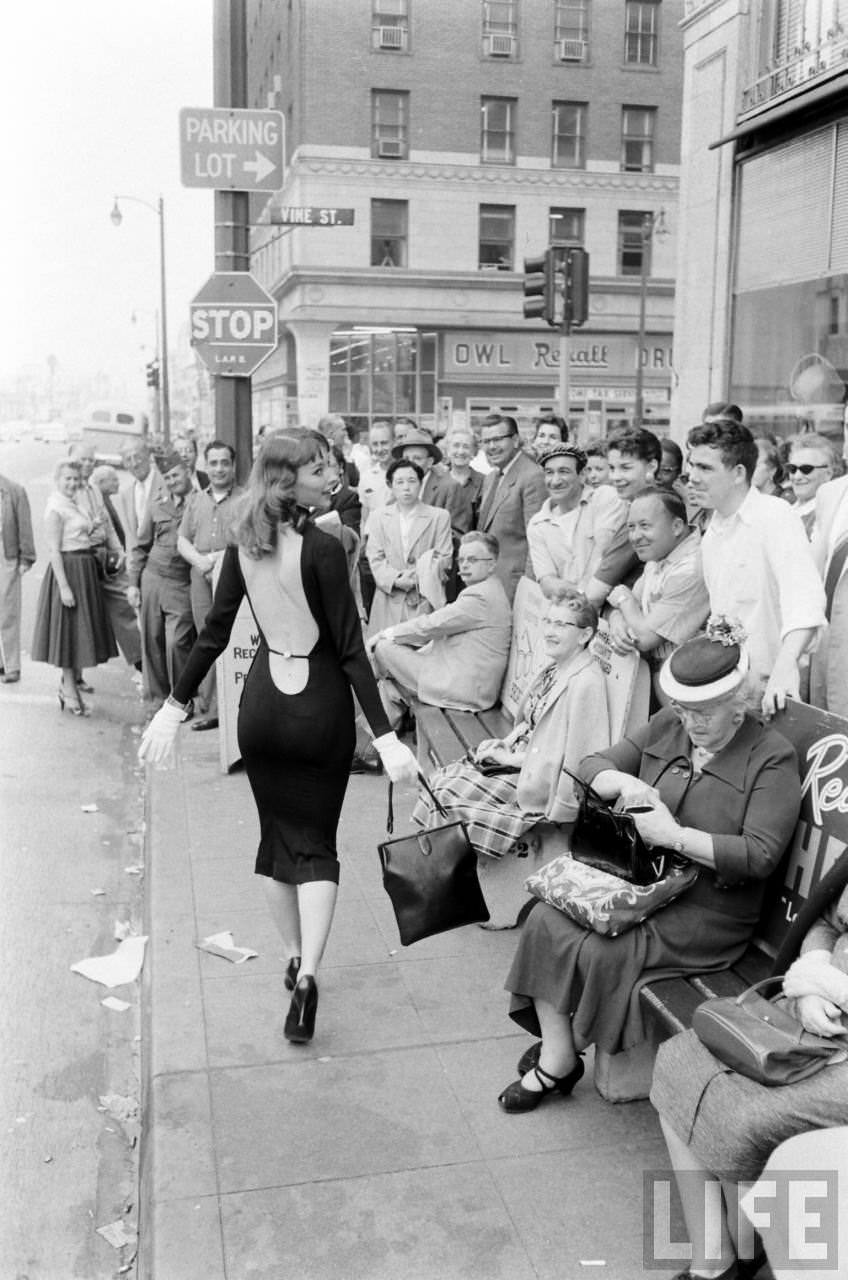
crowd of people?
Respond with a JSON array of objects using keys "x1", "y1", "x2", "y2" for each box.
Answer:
[{"x1": 6, "y1": 402, "x2": 848, "y2": 1280}]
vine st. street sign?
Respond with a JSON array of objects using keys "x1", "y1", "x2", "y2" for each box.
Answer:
[
  {"x1": 190, "y1": 273, "x2": 278, "y2": 378},
  {"x1": 179, "y1": 107, "x2": 284, "y2": 191}
]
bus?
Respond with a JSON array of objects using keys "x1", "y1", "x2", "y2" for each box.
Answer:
[{"x1": 82, "y1": 405, "x2": 149, "y2": 464}]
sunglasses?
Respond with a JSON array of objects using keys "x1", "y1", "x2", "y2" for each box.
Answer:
[{"x1": 787, "y1": 463, "x2": 829, "y2": 476}]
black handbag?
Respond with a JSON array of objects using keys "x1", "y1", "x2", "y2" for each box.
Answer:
[
  {"x1": 563, "y1": 756, "x2": 694, "y2": 886},
  {"x1": 378, "y1": 775, "x2": 490, "y2": 945},
  {"x1": 692, "y1": 977, "x2": 848, "y2": 1086}
]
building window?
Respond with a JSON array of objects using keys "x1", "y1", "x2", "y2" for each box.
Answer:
[
  {"x1": 479, "y1": 204, "x2": 515, "y2": 270},
  {"x1": 372, "y1": 91, "x2": 409, "y2": 159},
  {"x1": 329, "y1": 328, "x2": 437, "y2": 433},
  {"x1": 372, "y1": 0, "x2": 409, "y2": 51},
  {"x1": 554, "y1": 0, "x2": 589, "y2": 61},
  {"x1": 552, "y1": 102, "x2": 586, "y2": 169},
  {"x1": 549, "y1": 207, "x2": 585, "y2": 246},
  {"x1": 619, "y1": 211, "x2": 650, "y2": 276},
  {"x1": 371, "y1": 199, "x2": 408, "y2": 266},
  {"x1": 624, "y1": 1, "x2": 659, "y2": 66},
  {"x1": 621, "y1": 107, "x2": 655, "y2": 172},
  {"x1": 481, "y1": 97, "x2": 516, "y2": 164},
  {"x1": 482, "y1": 0, "x2": 518, "y2": 57}
]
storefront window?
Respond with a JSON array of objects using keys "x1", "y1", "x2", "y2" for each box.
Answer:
[
  {"x1": 730, "y1": 120, "x2": 848, "y2": 443},
  {"x1": 329, "y1": 329, "x2": 438, "y2": 430}
]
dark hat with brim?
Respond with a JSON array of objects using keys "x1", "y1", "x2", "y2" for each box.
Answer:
[
  {"x1": 159, "y1": 451, "x2": 185, "y2": 474},
  {"x1": 391, "y1": 428, "x2": 442, "y2": 464},
  {"x1": 659, "y1": 635, "x2": 749, "y2": 704}
]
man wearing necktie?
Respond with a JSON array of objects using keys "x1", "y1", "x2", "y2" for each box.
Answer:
[
  {"x1": 811, "y1": 466, "x2": 848, "y2": 716},
  {"x1": 475, "y1": 416, "x2": 545, "y2": 602}
]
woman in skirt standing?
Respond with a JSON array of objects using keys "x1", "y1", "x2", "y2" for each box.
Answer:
[{"x1": 31, "y1": 459, "x2": 117, "y2": 715}]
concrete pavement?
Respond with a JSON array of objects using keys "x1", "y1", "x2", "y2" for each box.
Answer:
[{"x1": 140, "y1": 729, "x2": 676, "y2": 1280}]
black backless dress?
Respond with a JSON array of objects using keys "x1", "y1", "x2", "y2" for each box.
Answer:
[{"x1": 172, "y1": 521, "x2": 391, "y2": 884}]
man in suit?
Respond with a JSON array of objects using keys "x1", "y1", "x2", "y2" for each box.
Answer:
[
  {"x1": 393, "y1": 428, "x2": 473, "y2": 536},
  {"x1": 368, "y1": 531, "x2": 511, "y2": 727},
  {"x1": 0, "y1": 472, "x2": 35, "y2": 683},
  {"x1": 811, "y1": 469, "x2": 848, "y2": 716},
  {"x1": 475, "y1": 415, "x2": 546, "y2": 602},
  {"x1": 118, "y1": 439, "x2": 168, "y2": 550}
]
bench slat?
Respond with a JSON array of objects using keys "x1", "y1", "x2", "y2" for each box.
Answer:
[
  {"x1": 443, "y1": 710, "x2": 488, "y2": 753},
  {"x1": 641, "y1": 977, "x2": 706, "y2": 1037},
  {"x1": 477, "y1": 707, "x2": 514, "y2": 739},
  {"x1": 414, "y1": 706, "x2": 466, "y2": 773}
]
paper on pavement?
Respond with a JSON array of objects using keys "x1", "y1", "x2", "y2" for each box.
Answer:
[
  {"x1": 70, "y1": 936, "x2": 148, "y2": 988},
  {"x1": 196, "y1": 930, "x2": 258, "y2": 964}
]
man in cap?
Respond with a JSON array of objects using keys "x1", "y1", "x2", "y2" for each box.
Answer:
[{"x1": 128, "y1": 451, "x2": 196, "y2": 707}]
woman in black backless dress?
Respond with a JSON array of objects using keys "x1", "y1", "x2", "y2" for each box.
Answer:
[{"x1": 139, "y1": 430, "x2": 417, "y2": 1043}]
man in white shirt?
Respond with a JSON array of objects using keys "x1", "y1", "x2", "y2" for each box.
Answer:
[
  {"x1": 119, "y1": 440, "x2": 167, "y2": 544},
  {"x1": 686, "y1": 419, "x2": 825, "y2": 716}
]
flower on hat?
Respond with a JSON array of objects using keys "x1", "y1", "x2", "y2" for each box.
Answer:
[{"x1": 705, "y1": 614, "x2": 747, "y2": 648}]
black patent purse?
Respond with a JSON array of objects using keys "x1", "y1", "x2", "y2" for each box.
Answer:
[
  {"x1": 378, "y1": 775, "x2": 490, "y2": 945},
  {"x1": 562, "y1": 756, "x2": 694, "y2": 886}
]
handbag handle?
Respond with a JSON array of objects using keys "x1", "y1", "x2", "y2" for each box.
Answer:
[
  {"x1": 739, "y1": 976, "x2": 848, "y2": 1039},
  {"x1": 386, "y1": 772, "x2": 448, "y2": 835},
  {"x1": 559, "y1": 754, "x2": 693, "y2": 816}
]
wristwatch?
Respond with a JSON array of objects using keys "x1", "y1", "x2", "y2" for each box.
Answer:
[
  {"x1": 672, "y1": 831, "x2": 685, "y2": 854},
  {"x1": 608, "y1": 585, "x2": 629, "y2": 609}
]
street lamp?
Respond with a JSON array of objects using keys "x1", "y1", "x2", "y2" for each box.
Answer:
[
  {"x1": 634, "y1": 208, "x2": 669, "y2": 429},
  {"x1": 110, "y1": 194, "x2": 170, "y2": 444}
]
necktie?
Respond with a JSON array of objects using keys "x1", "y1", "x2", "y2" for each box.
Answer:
[
  {"x1": 104, "y1": 494, "x2": 126, "y2": 549},
  {"x1": 824, "y1": 534, "x2": 848, "y2": 620},
  {"x1": 480, "y1": 469, "x2": 503, "y2": 526}
]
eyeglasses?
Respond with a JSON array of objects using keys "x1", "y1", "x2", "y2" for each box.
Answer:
[
  {"x1": 543, "y1": 617, "x2": 582, "y2": 631},
  {"x1": 481, "y1": 434, "x2": 515, "y2": 446},
  {"x1": 787, "y1": 463, "x2": 829, "y2": 475},
  {"x1": 457, "y1": 555, "x2": 495, "y2": 565}
]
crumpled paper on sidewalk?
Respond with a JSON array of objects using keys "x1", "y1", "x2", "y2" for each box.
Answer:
[
  {"x1": 195, "y1": 930, "x2": 258, "y2": 964},
  {"x1": 71, "y1": 936, "x2": 148, "y2": 988},
  {"x1": 96, "y1": 1220, "x2": 137, "y2": 1249}
]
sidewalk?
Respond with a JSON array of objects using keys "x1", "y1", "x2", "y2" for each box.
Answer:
[{"x1": 140, "y1": 730, "x2": 674, "y2": 1280}]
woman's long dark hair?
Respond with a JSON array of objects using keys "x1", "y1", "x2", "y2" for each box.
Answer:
[{"x1": 235, "y1": 428, "x2": 327, "y2": 558}]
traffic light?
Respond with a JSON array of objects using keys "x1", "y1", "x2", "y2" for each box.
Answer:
[
  {"x1": 564, "y1": 248, "x2": 590, "y2": 330},
  {"x1": 522, "y1": 250, "x2": 557, "y2": 326},
  {"x1": 146, "y1": 359, "x2": 160, "y2": 389}
]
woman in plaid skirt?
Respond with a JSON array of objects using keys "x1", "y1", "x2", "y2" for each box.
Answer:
[{"x1": 413, "y1": 588, "x2": 610, "y2": 858}]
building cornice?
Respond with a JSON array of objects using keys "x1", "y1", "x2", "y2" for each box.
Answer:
[
  {"x1": 270, "y1": 265, "x2": 675, "y2": 297},
  {"x1": 291, "y1": 156, "x2": 679, "y2": 194}
]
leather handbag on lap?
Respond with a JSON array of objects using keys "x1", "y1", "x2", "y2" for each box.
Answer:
[
  {"x1": 692, "y1": 977, "x2": 848, "y2": 1086},
  {"x1": 524, "y1": 853, "x2": 698, "y2": 937},
  {"x1": 563, "y1": 757, "x2": 694, "y2": 886},
  {"x1": 379, "y1": 776, "x2": 490, "y2": 945}
]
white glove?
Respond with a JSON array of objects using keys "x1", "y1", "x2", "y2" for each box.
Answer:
[
  {"x1": 138, "y1": 700, "x2": 188, "y2": 767},
  {"x1": 373, "y1": 732, "x2": 419, "y2": 785}
]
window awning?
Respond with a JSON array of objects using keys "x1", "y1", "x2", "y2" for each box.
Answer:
[{"x1": 709, "y1": 73, "x2": 848, "y2": 150}]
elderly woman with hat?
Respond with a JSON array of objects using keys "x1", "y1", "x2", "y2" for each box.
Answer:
[
  {"x1": 525, "y1": 443, "x2": 626, "y2": 596},
  {"x1": 498, "y1": 620, "x2": 802, "y2": 1113}
]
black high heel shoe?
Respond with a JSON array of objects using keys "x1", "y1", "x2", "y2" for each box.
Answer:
[
  {"x1": 284, "y1": 955, "x2": 301, "y2": 992},
  {"x1": 498, "y1": 1058, "x2": 585, "y2": 1113},
  {"x1": 284, "y1": 975, "x2": 318, "y2": 1044},
  {"x1": 58, "y1": 685, "x2": 89, "y2": 717}
]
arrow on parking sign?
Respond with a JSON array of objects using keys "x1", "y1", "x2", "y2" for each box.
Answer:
[{"x1": 243, "y1": 151, "x2": 277, "y2": 185}]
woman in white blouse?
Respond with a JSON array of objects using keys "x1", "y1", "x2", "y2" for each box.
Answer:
[
  {"x1": 31, "y1": 460, "x2": 117, "y2": 715},
  {"x1": 526, "y1": 443, "x2": 625, "y2": 595}
]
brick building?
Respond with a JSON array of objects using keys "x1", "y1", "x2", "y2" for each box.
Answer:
[{"x1": 246, "y1": 0, "x2": 684, "y2": 440}]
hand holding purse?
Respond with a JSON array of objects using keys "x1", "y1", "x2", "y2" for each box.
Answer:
[{"x1": 378, "y1": 775, "x2": 490, "y2": 945}]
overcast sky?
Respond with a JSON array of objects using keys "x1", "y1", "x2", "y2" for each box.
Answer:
[{"x1": 2, "y1": 2, "x2": 216, "y2": 398}]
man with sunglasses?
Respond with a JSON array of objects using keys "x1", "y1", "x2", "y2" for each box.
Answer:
[{"x1": 367, "y1": 530, "x2": 511, "y2": 728}]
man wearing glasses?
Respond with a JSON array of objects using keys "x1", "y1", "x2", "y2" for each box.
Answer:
[
  {"x1": 367, "y1": 531, "x2": 511, "y2": 728},
  {"x1": 475, "y1": 415, "x2": 546, "y2": 601}
]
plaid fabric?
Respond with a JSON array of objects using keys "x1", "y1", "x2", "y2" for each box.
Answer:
[{"x1": 412, "y1": 760, "x2": 542, "y2": 859}]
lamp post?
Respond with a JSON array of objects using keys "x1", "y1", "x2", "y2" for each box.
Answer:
[
  {"x1": 634, "y1": 208, "x2": 668, "y2": 429},
  {"x1": 110, "y1": 195, "x2": 170, "y2": 444}
]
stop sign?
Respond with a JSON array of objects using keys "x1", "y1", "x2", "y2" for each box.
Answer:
[{"x1": 190, "y1": 271, "x2": 278, "y2": 377}]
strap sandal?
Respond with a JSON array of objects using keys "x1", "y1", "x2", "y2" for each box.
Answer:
[{"x1": 498, "y1": 1058, "x2": 585, "y2": 1113}]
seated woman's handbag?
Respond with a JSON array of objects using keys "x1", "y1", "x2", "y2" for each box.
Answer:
[
  {"x1": 523, "y1": 756, "x2": 698, "y2": 936},
  {"x1": 378, "y1": 776, "x2": 489, "y2": 945},
  {"x1": 692, "y1": 976, "x2": 848, "y2": 1086},
  {"x1": 563, "y1": 757, "x2": 694, "y2": 886}
]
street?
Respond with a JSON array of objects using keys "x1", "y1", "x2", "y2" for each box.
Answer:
[{"x1": 0, "y1": 440, "x2": 147, "y2": 1278}]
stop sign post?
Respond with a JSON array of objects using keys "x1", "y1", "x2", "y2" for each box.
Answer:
[{"x1": 190, "y1": 272, "x2": 278, "y2": 378}]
